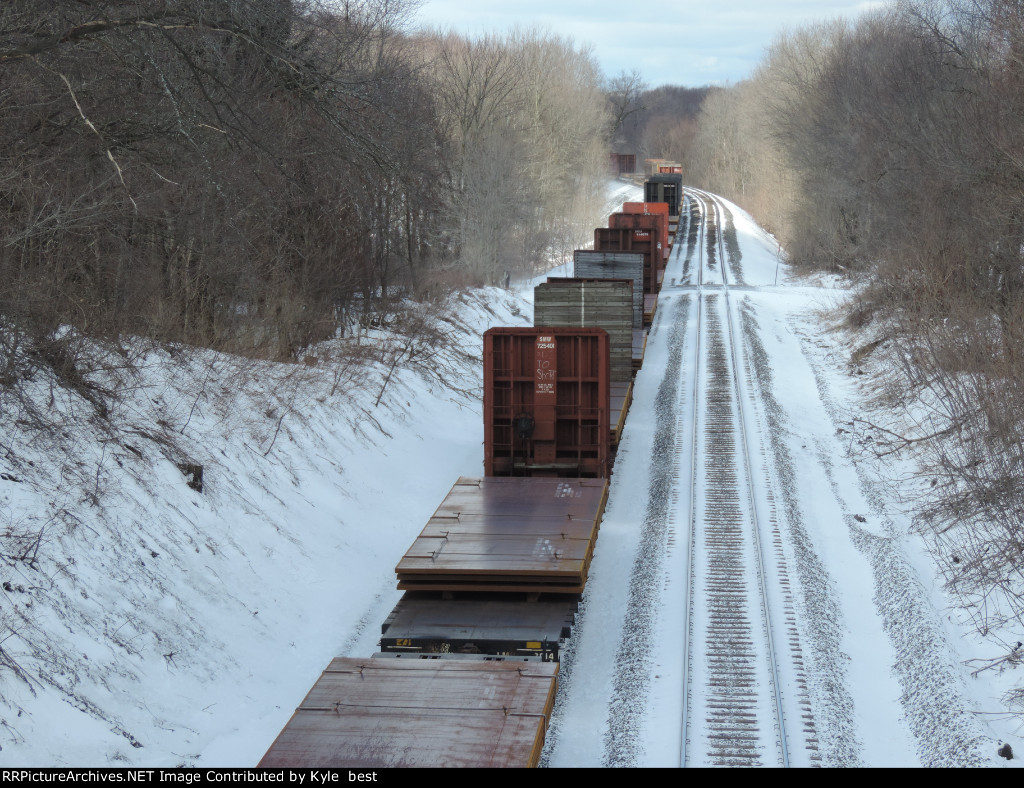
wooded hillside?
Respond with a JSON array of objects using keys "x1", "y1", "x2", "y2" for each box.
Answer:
[{"x1": 0, "y1": 1, "x2": 613, "y2": 387}]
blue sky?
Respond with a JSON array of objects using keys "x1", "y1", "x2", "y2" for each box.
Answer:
[{"x1": 411, "y1": 0, "x2": 887, "y2": 87}]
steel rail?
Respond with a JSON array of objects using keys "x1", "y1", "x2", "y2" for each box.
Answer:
[
  {"x1": 681, "y1": 187, "x2": 791, "y2": 767},
  {"x1": 679, "y1": 191, "x2": 703, "y2": 767},
  {"x1": 711, "y1": 190, "x2": 791, "y2": 768}
]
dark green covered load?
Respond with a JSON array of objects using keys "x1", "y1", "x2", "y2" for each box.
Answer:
[{"x1": 645, "y1": 173, "x2": 684, "y2": 217}]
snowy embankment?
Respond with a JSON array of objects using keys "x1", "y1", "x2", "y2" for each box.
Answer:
[{"x1": 0, "y1": 290, "x2": 530, "y2": 767}]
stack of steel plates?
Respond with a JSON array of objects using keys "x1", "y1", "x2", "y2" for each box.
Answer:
[
  {"x1": 395, "y1": 477, "x2": 608, "y2": 594},
  {"x1": 610, "y1": 380, "x2": 633, "y2": 445},
  {"x1": 379, "y1": 590, "x2": 579, "y2": 661},
  {"x1": 573, "y1": 250, "x2": 644, "y2": 328},
  {"x1": 258, "y1": 658, "x2": 559, "y2": 768},
  {"x1": 632, "y1": 329, "x2": 647, "y2": 371},
  {"x1": 644, "y1": 292, "x2": 658, "y2": 325}
]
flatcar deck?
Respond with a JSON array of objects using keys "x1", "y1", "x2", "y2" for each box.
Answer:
[
  {"x1": 395, "y1": 477, "x2": 608, "y2": 593},
  {"x1": 644, "y1": 292, "x2": 658, "y2": 325},
  {"x1": 258, "y1": 658, "x2": 559, "y2": 768},
  {"x1": 611, "y1": 380, "x2": 633, "y2": 445}
]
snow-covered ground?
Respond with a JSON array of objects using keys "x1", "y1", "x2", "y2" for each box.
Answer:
[
  {"x1": 543, "y1": 193, "x2": 1017, "y2": 767},
  {"x1": 0, "y1": 185, "x2": 1020, "y2": 766}
]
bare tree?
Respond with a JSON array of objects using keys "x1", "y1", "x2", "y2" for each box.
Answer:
[
  {"x1": 605, "y1": 68, "x2": 647, "y2": 139},
  {"x1": 703, "y1": 0, "x2": 1024, "y2": 632},
  {"x1": 417, "y1": 28, "x2": 612, "y2": 284},
  {"x1": 0, "y1": 0, "x2": 449, "y2": 370}
]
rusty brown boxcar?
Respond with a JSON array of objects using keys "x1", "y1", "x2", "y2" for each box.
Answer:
[
  {"x1": 483, "y1": 327, "x2": 610, "y2": 478},
  {"x1": 610, "y1": 152, "x2": 636, "y2": 176}
]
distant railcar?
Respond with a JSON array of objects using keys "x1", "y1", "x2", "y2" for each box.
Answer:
[
  {"x1": 609, "y1": 211, "x2": 670, "y2": 270},
  {"x1": 610, "y1": 152, "x2": 637, "y2": 176},
  {"x1": 645, "y1": 173, "x2": 684, "y2": 217},
  {"x1": 594, "y1": 226, "x2": 659, "y2": 295},
  {"x1": 573, "y1": 251, "x2": 645, "y2": 328},
  {"x1": 621, "y1": 201, "x2": 672, "y2": 252}
]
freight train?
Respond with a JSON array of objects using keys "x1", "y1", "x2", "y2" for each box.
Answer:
[{"x1": 257, "y1": 177, "x2": 680, "y2": 768}]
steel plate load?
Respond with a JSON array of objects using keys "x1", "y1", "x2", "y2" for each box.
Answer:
[
  {"x1": 572, "y1": 250, "x2": 644, "y2": 329},
  {"x1": 380, "y1": 591, "x2": 579, "y2": 661},
  {"x1": 534, "y1": 279, "x2": 635, "y2": 445},
  {"x1": 395, "y1": 476, "x2": 609, "y2": 594},
  {"x1": 258, "y1": 658, "x2": 559, "y2": 768}
]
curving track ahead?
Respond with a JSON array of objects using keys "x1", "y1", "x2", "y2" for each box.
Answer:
[
  {"x1": 676, "y1": 189, "x2": 818, "y2": 767},
  {"x1": 545, "y1": 187, "x2": 820, "y2": 768},
  {"x1": 544, "y1": 185, "x2": 1001, "y2": 769}
]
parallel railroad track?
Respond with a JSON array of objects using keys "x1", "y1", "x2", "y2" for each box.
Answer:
[{"x1": 677, "y1": 189, "x2": 818, "y2": 767}]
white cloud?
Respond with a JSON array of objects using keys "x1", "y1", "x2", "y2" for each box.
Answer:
[{"x1": 412, "y1": 0, "x2": 888, "y2": 86}]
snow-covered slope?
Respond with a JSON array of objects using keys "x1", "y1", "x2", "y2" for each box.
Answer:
[{"x1": 0, "y1": 290, "x2": 531, "y2": 766}]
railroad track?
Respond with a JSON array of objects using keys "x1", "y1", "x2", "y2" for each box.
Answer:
[{"x1": 676, "y1": 189, "x2": 818, "y2": 767}]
